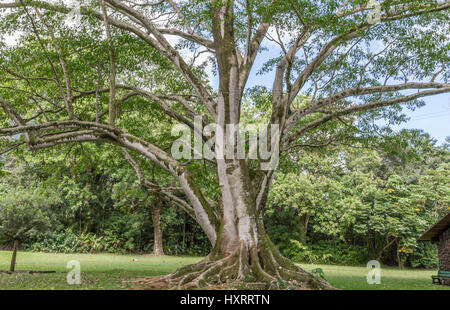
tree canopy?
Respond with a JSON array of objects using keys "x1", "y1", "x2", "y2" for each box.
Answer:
[{"x1": 0, "y1": 0, "x2": 449, "y2": 289}]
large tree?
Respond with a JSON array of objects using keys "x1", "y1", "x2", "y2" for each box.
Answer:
[{"x1": 0, "y1": 0, "x2": 449, "y2": 289}]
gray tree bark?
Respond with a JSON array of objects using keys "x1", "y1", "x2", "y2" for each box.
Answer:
[{"x1": 151, "y1": 197, "x2": 165, "y2": 256}]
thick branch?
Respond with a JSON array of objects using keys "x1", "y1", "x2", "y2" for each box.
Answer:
[
  {"x1": 103, "y1": 0, "x2": 217, "y2": 119},
  {"x1": 0, "y1": 0, "x2": 217, "y2": 119},
  {"x1": 238, "y1": 0, "x2": 277, "y2": 93},
  {"x1": 34, "y1": 8, "x2": 74, "y2": 119},
  {"x1": 100, "y1": 0, "x2": 117, "y2": 125},
  {"x1": 283, "y1": 86, "x2": 450, "y2": 148},
  {"x1": 287, "y1": 2, "x2": 450, "y2": 107},
  {"x1": 121, "y1": 148, "x2": 196, "y2": 219},
  {"x1": 285, "y1": 82, "x2": 450, "y2": 134}
]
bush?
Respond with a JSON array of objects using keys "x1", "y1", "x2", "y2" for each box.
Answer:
[
  {"x1": 283, "y1": 240, "x2": 370, "y2": 266},
  {"x1": 23, "y1": 230, "x2": 127, "y2": 254},
  {"x1": 408, "y1": 242, "x2": 438, "y2": 269},
  {"x1": 283, "y1": 240, "x2": 321, "y2": 264}
]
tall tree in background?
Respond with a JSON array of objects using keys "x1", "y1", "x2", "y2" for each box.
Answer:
[{"x1": 0, "y1": 1, "x2": 449, "y2": 289}]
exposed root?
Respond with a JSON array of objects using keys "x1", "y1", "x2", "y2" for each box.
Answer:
[{"x1": 127, "y1": 243, "x2": 335, "y2": 290}]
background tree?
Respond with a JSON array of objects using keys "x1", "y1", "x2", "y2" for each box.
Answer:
[
  {"x1": 265, "y1": 132, "x2": 449, "y2": 268},
  {"x1": 267, "y1": 151, "x2": 345, "y2": 244},
  {"x1": 110, "y1": 161, "x2": 171, "y2": 256},
  {"x1": 1, "y1": 148, "x2": 212, "y2": 256},
  {"x1": 0, "y1": 187, "x2": 54, "y2": 271}
]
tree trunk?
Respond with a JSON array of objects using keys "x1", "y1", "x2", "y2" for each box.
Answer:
[
  {"x1": 299, "y1": 214, "x2": 309, "y2": 244},
  {"x1": 397, "y1": 251, "x2": 404, "y2": 270},
  {"x1": 377, "y1": 235, "x2": 396, "y2": 262},
  {"x1": 151, "y1": 197, "x2": 164, "y2": 256},
  {"x1": 10, "y1": 240, "x2": 18, "y2": 272},
  {"x1": 135, "y1": 167, "x2": 333, "y2": 290},
  {"x1": 130, "y1": 3, "x2": 332, "y2": 289},
  {"x1": 182, "y1": 213, "x2": 186, "y2": 250}
]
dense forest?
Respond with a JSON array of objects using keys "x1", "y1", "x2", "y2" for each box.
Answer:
[{"x1": 2, "y1": 129, "x2": 448, "y2": 269}]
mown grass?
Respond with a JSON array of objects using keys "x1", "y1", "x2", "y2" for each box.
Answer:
[
  {"x1": 0, "y1": 250, "x2": 449, "y2": 290},
  {"x1": 299, "y1": 263, "x2": 450, "y2": 290},
  {"x1": 0, "y1": 250, "x2": 201, "y2": 289}
]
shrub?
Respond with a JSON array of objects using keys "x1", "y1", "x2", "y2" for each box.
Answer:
[
  {"x1": 23, "y1": 230, "x2": 126, "y2": 254},
  {"x1": 408, "y1": 242, "x2": 438, "y2": 269},
  {"x1": 283, "y1": 240, "x2": 370, "y2": 266}
]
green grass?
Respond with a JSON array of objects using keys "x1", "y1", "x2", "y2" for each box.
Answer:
[
  {"x1": 1, "y1": 250, "x2": 449, "y2": 290},
  {"x1": 0, "y1": 250, "x2": 201, "y2": 289},
  {"x1": 299, "y1": 263, "x2": 450, "y2": 290}
]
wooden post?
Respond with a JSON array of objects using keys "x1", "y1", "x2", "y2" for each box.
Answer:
[{"x1": 10, "y1": 240, "x2": 18, "y2": 272}]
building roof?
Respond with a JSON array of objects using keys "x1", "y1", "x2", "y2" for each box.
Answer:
[{"x1": 418, "y1": 213, "x2": 450, "y2": 241}]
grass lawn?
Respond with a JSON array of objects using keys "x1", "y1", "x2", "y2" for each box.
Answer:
[
  {"x1": 299, "y1": 263, "x2": 450, "y2": 290},
  {"x1": 1, "y1": 250, "x2": 449, "y2": 290},
  {"x1": 0, "y1": 250, "x2": 201, "y2": 289}
]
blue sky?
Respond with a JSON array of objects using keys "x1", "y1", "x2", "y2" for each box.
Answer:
[{"x1": 393, "y1": 93, "x2": 450, "y2": 144}]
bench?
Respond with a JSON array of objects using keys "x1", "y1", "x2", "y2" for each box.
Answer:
[{"x1": 432, "y1": 270, "x2": 450, "y2": 285}]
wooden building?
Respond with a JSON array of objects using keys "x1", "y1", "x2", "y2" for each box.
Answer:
[{"x1": 418, "y1": 213, "x2": 450, "y2": 284}]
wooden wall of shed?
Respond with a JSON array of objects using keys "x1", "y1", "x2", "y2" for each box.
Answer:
[{"x1": 438, "y1": 228, "x2": 450, "y2": 271}]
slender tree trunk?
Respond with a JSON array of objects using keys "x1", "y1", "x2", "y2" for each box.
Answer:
[
  {"x1": 397, "y1": 251, "x2": 404, "y2": 270},
  {"x1": 299, "y1": 214, "x2": 309, "y2": 244},
  {"x1": 377, "y1": 235, "x2": 396, "y2": 262},
  {"x1": 151, "y1": 197, "x2": 164, "y2": 256},
  {"x1": 396, "y1": 241, "x2": 404, "y2": 270},
  {"x1": 182, "y1": 213, "x2": 186, "y2": 251},
  {"x1": 10, "y1": 240, "x2": 18, "y2": 272}
]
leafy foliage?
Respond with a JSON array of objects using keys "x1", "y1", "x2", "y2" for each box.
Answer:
[
  {"x1": 0, "y1": 187, "x2": 55, "y2": 244},
  {"x1": 266, "y1": 135, "x2": 449, "y2": 268}
]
